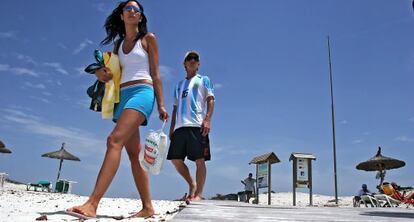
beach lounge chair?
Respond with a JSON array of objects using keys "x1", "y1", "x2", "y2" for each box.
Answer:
[
  {"x1": 374, "y1": 194, "x2": 401, "y2": 207},
  {"x1": 379, "y1": 183, "x2": 414, "y2": 208},
  {"x1": 26, "y1": 180, "x2": 51, "y2": 192},
  {"x1": 55, "y1": 180, "x2": 69, "y2": 193},
  {"x1": 359, "y1": 195, "x2": 379, "y2": 207},
  {"x1": 54, "y1": 179, "x2": 77, "y2": 193}
]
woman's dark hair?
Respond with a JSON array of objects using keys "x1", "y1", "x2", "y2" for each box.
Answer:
[{"x1": 101, "y1": 0, "x2": 148, "y2": 46}]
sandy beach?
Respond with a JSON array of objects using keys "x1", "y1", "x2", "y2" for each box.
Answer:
[
  {"x1": 0, "y1": 180, "x2": 359, "y2": 222},
  {"x1": 257, "y1": 192, "x2": 354, "y2": 207},
  {"x1": 0, "y1": 181, "x2": 185, "y2": 222}
]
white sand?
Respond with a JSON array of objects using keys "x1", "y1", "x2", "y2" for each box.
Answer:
[
  {"x1": 0, "y1": 181, "x2": 355, "y2": 221},
  {"x1": 0, "y1": 181, "x2": 184, "y2": 222},
  {"x1": 257, "y1": 192, "x2": 354, "y2": 207}
]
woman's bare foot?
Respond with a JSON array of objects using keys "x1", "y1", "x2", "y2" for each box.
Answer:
[
  {"x1": 128, "y1": 208, "x2": 155, "y2": 218},
  {"x1": 66, "y1": 202, "x2": 97, "y2": 218}
]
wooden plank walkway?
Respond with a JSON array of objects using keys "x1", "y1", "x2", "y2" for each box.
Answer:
[{"x1": 171, "y1": 200, "x2": 414, "y2": 221}]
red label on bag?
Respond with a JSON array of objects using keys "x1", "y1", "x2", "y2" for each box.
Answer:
[
  {"x1": 145, "y1": 145, "x2": 154, "y2": 152},
  {"x1": 144, "y1": 145, "x2": 155, "y2": 165},
  {"x1": 144, "y1": 153, "x2": 155, "y2": 165}
]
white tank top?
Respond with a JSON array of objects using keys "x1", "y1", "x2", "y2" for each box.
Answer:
[{"x1": 118, "y1": 39, "x2": 152, "y2": 84}]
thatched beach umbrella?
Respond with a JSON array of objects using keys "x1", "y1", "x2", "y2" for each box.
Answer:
[
  {"x1": 41, "y1": 143, "x2": 80, "y2": 181},
  {"x1": 356, "y1": 146, "x2": 405, "y2": 186},
  {"x1": 0, "y1": 140, "x2": 12, "y2": 154}
]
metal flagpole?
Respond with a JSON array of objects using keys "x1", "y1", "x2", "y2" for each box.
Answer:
[{"x1": 327, "y1": 36, "x2": 338, "y2": 204}]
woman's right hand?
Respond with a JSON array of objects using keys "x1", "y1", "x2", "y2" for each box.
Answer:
[{"x1": 95, "y1": 67, "x2": 113, "y2": 82}]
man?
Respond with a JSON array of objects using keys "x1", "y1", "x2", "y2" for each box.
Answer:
[
  {"x1": 353, "y1": 184, "x2": 375, "y2": 207},
  {"x1": 241, "y1": 173, "x2": 256, "y2": 203},
  {"x1": 167, "y1": 51, "x2": 215, "y2": 202}
]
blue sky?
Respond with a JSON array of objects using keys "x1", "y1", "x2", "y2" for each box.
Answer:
[{"x1": 0, "y1": 0, "x2": 413, "y2": 201}]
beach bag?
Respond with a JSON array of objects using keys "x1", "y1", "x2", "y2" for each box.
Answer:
[{"x1": 139, "y1": 121, "x2": 168, "y2": 175}]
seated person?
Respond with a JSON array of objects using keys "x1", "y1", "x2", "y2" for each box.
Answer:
[
  {"x1": 390, "y1": 182, "x2": 414, "y2": 200},
  {"x1": 353, "y1": 184, "x2": 374, "y2": 207}
]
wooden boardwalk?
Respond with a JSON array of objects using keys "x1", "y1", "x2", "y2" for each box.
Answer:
[{"x1": 171, "y1": 200, "x2": 414, "y2": 221}]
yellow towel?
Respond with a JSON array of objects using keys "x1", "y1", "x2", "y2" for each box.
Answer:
[{"x1": 102, "y1": 52, "x2": 121, "y2": 119}]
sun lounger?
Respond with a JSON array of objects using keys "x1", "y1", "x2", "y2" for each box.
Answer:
[
  {"x1": 26, "y1": 180, "x2": 51, "y2": 192},
  {"x1": 378, "y1": 183, "x2": 414, "y2": 208},
  {"x1": 359, "y1": 195, "x2": 379, "y2": 207},
  {"x1": 374, "y1": 194, "x2": 401, "y2": 207},
  {"x1": 55, "y1": 179, "x2": 77, "y2": 193}
]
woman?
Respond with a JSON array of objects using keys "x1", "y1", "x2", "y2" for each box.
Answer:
[{"x1": 67, "y1": 0, "x2": 168, "y2": 218}]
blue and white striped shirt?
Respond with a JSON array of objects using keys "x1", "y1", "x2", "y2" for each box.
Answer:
[{"x1": 173, "y1": 74, "x2": 214, "y2": 130}]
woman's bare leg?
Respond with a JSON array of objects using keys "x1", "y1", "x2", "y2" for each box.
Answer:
[
  {"x1": 67, "y1": 109, "x2": 145, "y2": 217},
  {"x1": 125, "y1": 128, "x2": 154, "y2": 217}
]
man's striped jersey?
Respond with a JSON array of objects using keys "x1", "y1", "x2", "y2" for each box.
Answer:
[{"x1": 173, "y1": 74, "x2": 214, "y2": 130}]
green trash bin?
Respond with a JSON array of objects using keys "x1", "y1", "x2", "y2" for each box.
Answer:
[{"x1": 55, "y1": 180, "x2": 69, "y2": 193}]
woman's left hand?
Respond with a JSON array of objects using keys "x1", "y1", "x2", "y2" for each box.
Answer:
[{"x1": 158, "y1": 106, "x2": 169, "y2": 121}]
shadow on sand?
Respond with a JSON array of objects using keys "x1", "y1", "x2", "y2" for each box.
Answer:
[{"x1": 38, "y1": 210, "x2": 124, "y2": 220}]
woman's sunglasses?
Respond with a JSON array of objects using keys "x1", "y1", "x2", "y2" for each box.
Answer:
[{"x1": 123, "y1": 5, "x2": 142, "y2": 13}]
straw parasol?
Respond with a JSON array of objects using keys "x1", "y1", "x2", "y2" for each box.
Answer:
[
  {"x1": 41, "y1": 143, "x2": 80, "y2": 181},
  {"x1": 0, "y1": 140, "x2": 12, "y2": 154},
  {"x1": 356, "y1": 146, "x2": 405, "y2": 186}
]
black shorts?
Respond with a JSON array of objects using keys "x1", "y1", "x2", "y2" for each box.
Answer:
[{"x1": 167, "y1": 127, "x2": 211, "y2": 161}]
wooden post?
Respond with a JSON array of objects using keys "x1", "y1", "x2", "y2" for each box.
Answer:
[
  {"x1": 268, "y1": 161, "x2": 271, "y2": 205},
  {"x1": 293, "y1": 158, "x2": 297, "y2": 206},
  {"x1": 255, "y1": 164, "x2": 259, "y2": 204},
  {"x1": 308, "y1": 159, "x2": 313, "y2": 206}
]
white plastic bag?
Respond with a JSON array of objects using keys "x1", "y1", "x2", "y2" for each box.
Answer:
[{"x1": 139, "y1": 121, "x2": 168, "y2": 175}]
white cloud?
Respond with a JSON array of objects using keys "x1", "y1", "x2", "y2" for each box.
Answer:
[
  {"x1": 159, "y1": 65, "x2": 173, "y2": 81},
  {"x1": 42, "y1": 92, "x2": 52, "y2": 96},
  {"x1": 43, "y1": 62, "x2": 69, "y2": 75},
  {"x1": 215, "y1": 83, "x2": 223, "y2": 89},
  {"x1": 0, "y1": 31, "x2": 16, "y2": 39},
  {"x1": 0, "y1": 64, "x2": 40, "y2": 77},
  {"x1": 73, "y1": 39, "x2": 94, "y2": 54},
  {"x1": 340, "y1": 120, "x2": 348, "y2": 124},
  {"x1": 74, "y1": 67, "x2": 86, "y2": 75},
  {"x1": 213, "y1": 144, "x2": 249, "y2": 159},
  {"x1": 24, "y1": 82, "x2": 46, "y2": 89},
  {"x1": 0, "y1": 64, "x2": 9, "y2": 71},
  {"x1": 12, "y1": 67, "x2": 39, "y2": 76},
  {"x1": 351, "y1": 139, "x2": 362, "y2": 144},
  {"x1": 15, "y1": 53, "x2": 37, "y2": 66},
  {"x1": 1, "y1": 108, "x2": 105, "y2": 157},
  {"x1": 395, "y1": 136, "x2": 414, "y2": 142},
  {"x1": 29, "y1": 96, "x2": 51, "y2": 104},
  {"x1": 57, "y1": 43, "x2": 68, "y2": 50}
]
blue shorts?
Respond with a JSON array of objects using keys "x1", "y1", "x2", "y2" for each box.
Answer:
[{"x1": 113, "y1": 84, "x2": 155, "y2": 125}]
